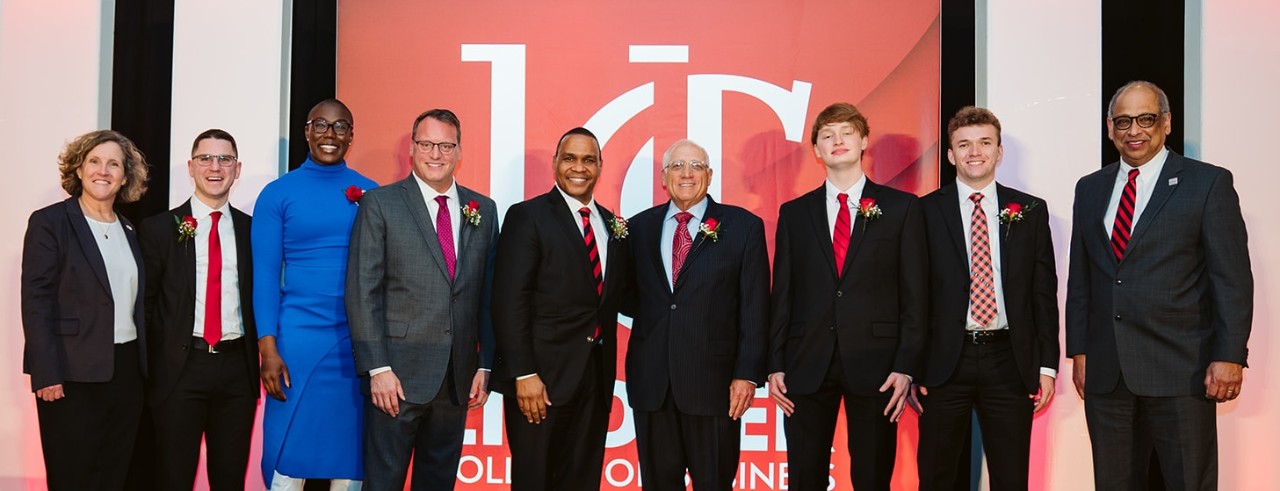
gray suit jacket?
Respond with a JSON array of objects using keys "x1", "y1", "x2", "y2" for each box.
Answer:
[
  {"x1": 1066, "y1": 151, "x2": 1252, "y2": 396},
  {"x1": 346, "y1": 176, "x2": 498, "y2": 404}
]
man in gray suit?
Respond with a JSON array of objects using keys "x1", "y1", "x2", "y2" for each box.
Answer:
[
  {"x1": 1067, "y1": 81, "x2": 1253, "y2": 490},
  {"x1": 346, "y1": 108, "x2": 498, "y2": 490}
]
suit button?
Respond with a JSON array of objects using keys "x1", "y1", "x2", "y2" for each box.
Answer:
[
  {"x1": 586, "y1": 336, "x2": 595, "y2": 343},
  {"x1": 1113, "y1": 315, "x2": 1121, "y2": 321},
  {"x1": 836, "y1": 291, "x2": 843, "y2": 298},
  {"x1": 671, "y1": 304, "x2": 677, "y2": 310},
  {"x1": 445, "y1": 329, "x2": 452, "y2": 335},
  {"x1": 1115, "y1": 279, "x2": 1123, "y2": 285},
  {"x1": 829, "y1": 325, "x2": 835, "y2": 331}
]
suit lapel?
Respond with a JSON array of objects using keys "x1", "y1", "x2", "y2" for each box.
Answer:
[
  {"x1": 398, "y1": 177, "x2": 452, "y2": 280},
  {"x1": 799, "y1": 186, "x2": 838, "y2": 278},
  {"x1": 995, "y1": 185, "x2": 1012, "y2": 274},
  {"x1": 939, "y1": 184, "x2": 968, "y2": 263},
  {"x1": 455, "y1": 185, "x2": 483, "y2": 292},
  {"x1": 174, "y1": 201, "x2": 198, "y2": 305},
  {"x1": 646, "y1": 205, "x2": 672, "y2": 294},
  {"x1": 230, "y1": 205, "x2": 253, "y2": 318},
  {"x1": 1086, "y1": 164, "x2": 1122, "y2": 270},
  {"x1": 674, "y1": 197, "x2": 721, "y2": 291},
  {"x1": 597, "y1": 202, "x2": 619, "y2": 300},
  {"x1": 65, "y1": 198, "x2": 111, "y2": 294},
  {"x1": 841, "y1": 182, "x2": 878, "y2": 273},
  {"x1": 1123, "y1": 152, "x2": 1183, "y2": 260}
]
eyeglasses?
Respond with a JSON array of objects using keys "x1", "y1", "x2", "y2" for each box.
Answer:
[
  {"x1": 413, "y1": 140, "x2": 458, "y2": 155},
  {"x1": 307, "y1": 119, "x2": 353, "y2": 136},
  {"x1": 1111, "y1": 113, "x2": 1161, "y2": 131},
  {"x1": 192, "y1": 154, "x2": 238, "y2": 167},
  {"x1": 664, "y1": 160, "x2": 709, "y2": 173}
]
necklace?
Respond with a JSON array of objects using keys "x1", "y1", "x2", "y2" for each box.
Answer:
[{"x1": 89, "y1": 218, "x2": 114, "y2": 239}]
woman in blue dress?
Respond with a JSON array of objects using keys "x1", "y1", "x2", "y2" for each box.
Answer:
[{"x1": 253, "y1": 99, "x2": 377, "y2": 490}]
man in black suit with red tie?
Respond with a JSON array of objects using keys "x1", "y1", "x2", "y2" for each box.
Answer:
[
  {"x1": 492, "y1": 127, "x2": 628, "y2": 491},
  {"x1": 138, "y1": 129, "x2": 258, "y2": 490},
  {"x1": 622, "y1": 138, "x2": 769, "y2": 491},
  {"x1": 1067, "y1": 81, "x2": 1252, "y2": 490},
  {"x1": 767, "y1": 102, "x2": 927, "y2": 491},
  {"x1": 915, "y1": 107, "x2": 1059, "y2": 490}
]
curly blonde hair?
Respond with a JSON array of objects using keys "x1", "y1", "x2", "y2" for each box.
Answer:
[{"x1": 58, "y1": 130, "x2": 149, "y2": 203}]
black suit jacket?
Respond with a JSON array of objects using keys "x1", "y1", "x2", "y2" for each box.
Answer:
[
  {"x1": 21, "y1": 197, "x2": 147, "y2": 390},
  {"x1": 768, "y1": 181, "x2": 927, "y2": 395},
  {"x1": 623, "y1": 197, "x2": 769, "y2": 416},
  {"x1": 919, "y1": 183, "x2": 1059, "y2": 391},
  {"x1": 1066, "y1": 151, "x2": 1252, "y2": 396},
  {"x1": 491, "y1": 188, "x2": 627, "y2": 405},
  {"x1": 138, "y1": 200, "x2": 258, "y2": 404}
]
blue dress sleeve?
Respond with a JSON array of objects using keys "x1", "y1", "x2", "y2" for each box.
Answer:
[{"x1": 252, "y1": 182, "x2": 286, "y2": 339}]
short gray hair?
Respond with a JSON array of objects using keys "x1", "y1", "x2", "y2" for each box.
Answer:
[
  {"x1": 1107, "y1": 80, "x2": 1171, "y2": 118},
  {"x1": 661, "y1": 139, "x2": 710, "y2": 167}
]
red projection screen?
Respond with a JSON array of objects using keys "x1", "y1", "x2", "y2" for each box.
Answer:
[{"x1": 337, "y1": 1, "x2": 940, "y2": 489}]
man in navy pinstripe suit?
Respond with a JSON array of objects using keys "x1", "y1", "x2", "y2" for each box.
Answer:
[{"x1": 622, "y1": 139, "x2": 770, "y2": 491}]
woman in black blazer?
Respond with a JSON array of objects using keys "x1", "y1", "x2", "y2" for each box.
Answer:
[{"x1": 21, "y1": 130, "x2": 150, "y2": 491}]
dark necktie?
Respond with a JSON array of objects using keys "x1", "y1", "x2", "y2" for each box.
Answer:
[
  {"x1": 968, "y1": 193, "x2": 996, "y2": 327},
  {"x1": 204, "y1": 211, "x2": 223, "y2": 347},
  {"x1": 833, "y1": 192, "x2": 851, "y2": 276},
  {"x1": 1110, "y1": 168, "x2": 1140, "y2": 261},
  {"x1": 580, "y1": 207, "x2": 603, "y2": 296},
  {"x1": 672, "y1": 211, "x2": 694, "y2": 284},
  {"x1": 435, "y1": 195, "x2": 456, "y2": 280}
]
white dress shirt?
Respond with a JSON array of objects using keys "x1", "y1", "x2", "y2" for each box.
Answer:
[
  {"x1": 660, "y1": 197, "x2": 709, "y2": 290},
  {"x1": 825, "y1": 176, "x2": 868, "y2": 241},
  {"x1": 190, "y1": 198, "x2": 243, "y2": 340},
  {"x1": 1102, "y1": 146, "x2": 1169, "y2": 233},
  {"x1": 416, "y1": 176, "x2": 461, "y2": 255}
]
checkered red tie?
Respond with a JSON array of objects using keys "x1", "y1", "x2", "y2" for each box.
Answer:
[
  {"x1": 1110, "y1": 169, "x2": 1140, "y2": 261},
  {"x1": 968, "y1": 193, "x2": 997, "y2": 327}
]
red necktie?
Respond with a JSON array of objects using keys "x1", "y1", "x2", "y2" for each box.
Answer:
[
  {"x1": 672, "y1": 211, "x2": 694, "y2": 284},
  {"x1": 203, "y1": 211, "x2": 222, "y2": 347},
  {"x1": 833, "y1": 192, "x2": 851, "y2": 276},
  {"x1": 968, "y1": 193, "x2": 997, "y2": 327},
  {"x1": 435, "y1": 195, "x2": 456, "y2": 280},
  {"x1": 1110, "y1": 169, "x2": 1140, "y2": 261},
  {"x1": 581, "y1": 207, "x2": 602, "y2": 341},
  {"x1": 580, "y1": 208, "x2": 603, "y2": 296}
]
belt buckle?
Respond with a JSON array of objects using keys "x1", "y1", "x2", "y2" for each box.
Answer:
[
  {"x1": 967, "y1": 331, "x2": 982, "y2": 344},
  {"x1": 206, "y1": 341, "x2": 219, "y2": 354}
]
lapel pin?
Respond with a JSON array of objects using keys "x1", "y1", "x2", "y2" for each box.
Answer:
[{"x1": 1168, "y1": 177, "x2": 1178, "y2": 186}]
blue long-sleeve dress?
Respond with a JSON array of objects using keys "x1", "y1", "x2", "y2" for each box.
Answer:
[{"x1": 252, "y1": 158, "x2": 377, "y2": 483}]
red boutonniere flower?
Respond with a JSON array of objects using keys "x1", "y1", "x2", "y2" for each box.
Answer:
[
  {"x1": 999, "y1": 200, "x2": 1039, "y2": 240},
  {"x1": 699, "y1": 217, "x2": 721, "y2": 242},
  {"x1": 856, "y1": 197, "x2": 882, "y2": 221},
  {"x1": 174, "y1": 215, "x2": 197, "y2": 242},
  {"x1": 461, "y1": 200, "x2": 482, "y2": 226},
  {"x1": 609, "y1": 216, "x2": 629, "y2": 239},
  {"x1": 998, "y1": 201, "x2": 1039, "y2": 224},
  {"x1": 345, "y1": 185, "x2": 364, "y2": 204}
]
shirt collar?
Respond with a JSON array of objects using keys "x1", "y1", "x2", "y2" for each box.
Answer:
[
  {"x1": 1120, "y1": 146, "x2": 1170, "y2": 177},
  {"x1": 955, "y1": 179, "x2": 998, "y2": 204},
  {"x1": 665, "y1": 196, "x2": 710, "y2": 221},
  {"x1": 555, "y1": 185, "x2": 596, "y2": 216},
  {"x1": 413, "y1": 173, "x2": 459, "y2": 204},
  {"x1": 189, "y1": 196, "x2": 231, "y2": 220},
  {"x1": 824, "y1": 174, "x2": 867, "y2": 203}
]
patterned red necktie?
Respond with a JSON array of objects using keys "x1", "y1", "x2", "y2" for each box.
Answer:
[
  {"x1": 833, "y1": 192, "x2": 851, "y2": 276},
  {"x1": 969, "y1": 193, "x2": 997, "y2": 327},
  {"x1": 581, "y1": 207, "x2": 603, "y2": 341},
  {"x1": 435, "y1": 195, "x2": 456, "y2": 280},
  {"x1": 1110, "y1": 169, "x2": 1140, "y2": 261},
  {"x1": 203, "y1": 211, "x2": 222, "y2": 347},
  {"x1": 580, "y1": 207, "x2": 603, "y2": 296},
  {"x1": 672, "y1": 211, "x2": 694, "y2": 284}
]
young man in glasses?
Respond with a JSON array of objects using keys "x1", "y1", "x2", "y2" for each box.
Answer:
[{"x1": 139, "y1": 129, "x2": 259, "y2": 489}]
